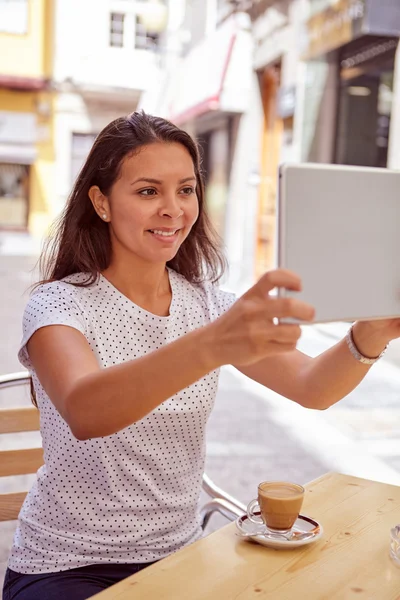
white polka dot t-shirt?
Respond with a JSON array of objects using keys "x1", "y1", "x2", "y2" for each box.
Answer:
[{"x1": 9, "y1": 268, "x2": 236, "y2": 574}]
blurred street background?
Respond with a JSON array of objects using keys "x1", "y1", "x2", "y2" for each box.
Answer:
[{"x1": 1, "y1": 0, "x2": 400, "y2": 585}]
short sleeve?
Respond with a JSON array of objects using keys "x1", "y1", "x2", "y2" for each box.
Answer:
[
  {"x1": 18, "y1": 282, "x2": 86, "y2": 371},
  {"x1": 214, "y1": 287, "x2": 237, "y2": 316},
  {"x1": 195, "y1": 280, "x2": 237, "y2": 322}
]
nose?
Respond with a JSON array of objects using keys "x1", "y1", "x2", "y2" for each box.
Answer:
[{"x1": 159, "y1": 192, "x2": 184, "y2": 219}]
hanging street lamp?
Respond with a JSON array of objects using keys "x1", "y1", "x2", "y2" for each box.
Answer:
[{"x1": 136, "y1": 0, "x2": 168, "y2": 35}]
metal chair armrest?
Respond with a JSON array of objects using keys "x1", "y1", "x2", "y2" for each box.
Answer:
[
  {"x1": 202, "y1": 472, "x2": 246, "y2": 514},
  {"x1": 0, "y1": 371, "x2": 31, "y2": 390},
  {"x1": 200, "y1": 497, "x2": 245, "y2": 530},
  {"x1": 201, "y1": 473, "x2": 246, "y2": 530}
]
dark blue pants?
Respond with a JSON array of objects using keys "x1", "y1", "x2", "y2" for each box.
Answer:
[{"x1": 2, "y1": 562, "x2": 154, "y2": 600}]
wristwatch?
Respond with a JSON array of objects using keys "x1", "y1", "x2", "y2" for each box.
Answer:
[{"x1": 345, "y1": 326, "x2": 388, "y2": 365}]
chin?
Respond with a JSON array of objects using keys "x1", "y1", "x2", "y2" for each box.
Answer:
[{"x1": 145, "y1": 249, "x2": 181, "y2": 264}]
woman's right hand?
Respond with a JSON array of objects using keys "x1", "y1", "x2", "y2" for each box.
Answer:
[{"x1": 211, "y1": 269, "x2": 315, "y2": 367}]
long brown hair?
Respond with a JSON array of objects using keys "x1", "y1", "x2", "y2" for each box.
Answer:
[{"x1": 39, "y1": 111, "x2": 226, "y2": 286}]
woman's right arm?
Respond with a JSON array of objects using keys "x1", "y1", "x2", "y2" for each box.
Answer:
[{"x1": 27, "y1": 269, "x2": 314, "y2": 440}]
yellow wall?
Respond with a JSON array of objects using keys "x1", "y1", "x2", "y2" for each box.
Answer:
[
  {"x1": 0, "y1": 0, "x2": 48, "y2": 79},
  {"x1": 29, "y1": 90, "x2": 56, "y2": 238},
  {"x1": 0, "y1": 89, "x2": 35, "y2": 112},
  {"x1": 42, "y1": 0, "x2": 54, "y2": 79},
  {"x1": 32, "y1": 0, "x2": 56, "y2": 237}
]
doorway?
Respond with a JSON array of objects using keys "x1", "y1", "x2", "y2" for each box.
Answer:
[
  {"x1": 0, "y1": 163, "x2": 29, "y2": 230},
  {"x1": 335, "y1": 70, "x2": 394, "y2": 168}
]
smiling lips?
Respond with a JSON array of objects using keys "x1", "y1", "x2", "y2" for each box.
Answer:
[
  {"x1": 149, "y1": 229, "x2": 179, "y2": 237},
  {"x1": 147, "y1": 228, "x2": 181, "y2": 240}
]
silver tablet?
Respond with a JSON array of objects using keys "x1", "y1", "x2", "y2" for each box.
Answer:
[{"x1": 277, "y1": 163, "x2": 400, "y2": 324}]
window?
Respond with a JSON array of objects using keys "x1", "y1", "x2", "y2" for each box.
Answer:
[
  {"x1": 135, "y1": 15, "x2": 148, "y2": 49},
  {"x1": 0, "y1": 0, "x2": 28, "y2": 34},
  {"x1": 109, "y1": 11, "x2": 160, "y2": 51},
  {"x1": 134, "y1": 16, "x2": 160, "y2": 50},
  {"x1": 109, "y1": 12, "x2": 125, "y2": 47}
]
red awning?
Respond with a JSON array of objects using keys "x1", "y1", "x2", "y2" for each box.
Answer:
[
  {"x1": 0, "y1": 75, "x2": 47, "y2": 91},
  {"x1": 140, "y1": 15, "x2": 253, "y2": 123}
]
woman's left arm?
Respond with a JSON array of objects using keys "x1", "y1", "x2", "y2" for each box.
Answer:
[{"x1": 235, "y1": 319, "x2": 397, "y2": 410}]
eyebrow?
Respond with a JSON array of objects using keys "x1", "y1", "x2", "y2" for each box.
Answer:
[{"x1": 131, "y1": 177, "x2": 196, "y2": 185}]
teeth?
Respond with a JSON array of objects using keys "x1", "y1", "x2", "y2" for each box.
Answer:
[{"x1": 150, "y1": 230, "x2": 177, "y2": 237}]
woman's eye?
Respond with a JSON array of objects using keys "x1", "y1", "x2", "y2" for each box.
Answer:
[
  {"x1": 138, "y1": 186, "x2": 195, "y2": 197},
  {"x1": 138, "y1": 188, "x2": 157, "y2": 196},
  {"x1": 181, "y1": 186, "x2": 195, "y2": 195}
]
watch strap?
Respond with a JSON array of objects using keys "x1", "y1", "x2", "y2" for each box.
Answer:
[{"x1": 346, "y1": 326, "x2": 387, "y2": 365}]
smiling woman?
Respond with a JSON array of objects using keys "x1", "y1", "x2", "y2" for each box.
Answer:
[
  {"x1": 6, "y1": 110, "x2": 392, "y2": 600},
  {"x1": 39, "y1": 111, "x2": 226, "y2": 289}
]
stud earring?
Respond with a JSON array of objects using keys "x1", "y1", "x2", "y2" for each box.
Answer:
[{"x1": 102, "y1": 214, "x2": 107, "y2": 220}]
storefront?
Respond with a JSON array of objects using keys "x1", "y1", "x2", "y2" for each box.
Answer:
[
  {"x1": 303, "y1": 0, "x2": 400, "y2": 168},
  {"x1": 336, "y1": 35, "x2": 397, "y2": 167}
]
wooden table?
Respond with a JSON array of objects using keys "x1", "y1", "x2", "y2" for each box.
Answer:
[{"x1": 91, "y1": 472, "x2": 400, "y2": 599}]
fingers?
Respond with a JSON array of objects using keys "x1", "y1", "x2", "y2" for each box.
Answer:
[
  {"x1": 267, "y1": 296, "x2": 315, "y2": 322},
  {"x1": 253, "y1": 269, "x2": 302, "y2": 296},
  {"x1": 216, "y1": 284, "x2": 310, "y2": 364},
  {"x1": 244, "y1": 270, "x2": 315, "y2": 323}
]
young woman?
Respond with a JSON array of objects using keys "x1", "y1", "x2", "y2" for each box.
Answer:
[{"x1": 3, "y1": 112, "x2": 398, "y2": 600}]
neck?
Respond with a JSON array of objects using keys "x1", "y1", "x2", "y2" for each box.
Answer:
[{"x1": 102, "y1": 259, "x2": 170, "y2": 306}]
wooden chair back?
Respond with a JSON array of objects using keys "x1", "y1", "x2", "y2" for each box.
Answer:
[{"x1": 0, "y1": 373, "x2": 43, "y2": 521}]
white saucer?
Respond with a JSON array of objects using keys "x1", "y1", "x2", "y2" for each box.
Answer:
[{"x1": 235, "y1": 514, "x2": 323, "y2": 550}]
